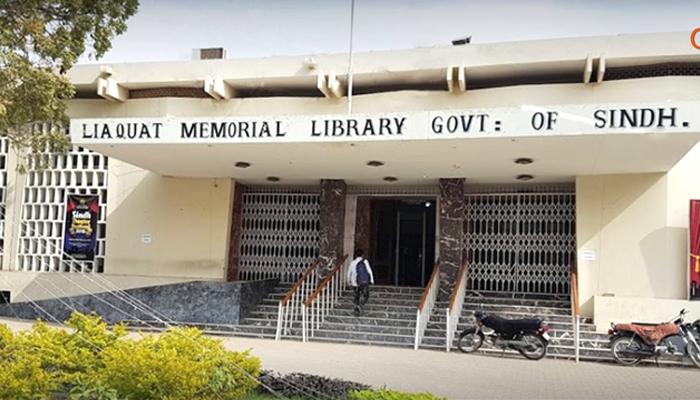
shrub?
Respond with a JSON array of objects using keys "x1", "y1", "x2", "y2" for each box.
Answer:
[
  {"x1": 350, "y1": 389, "x2": 448, "y2": 400},
  {"x1": 94, "y1": 326, "x2": 261, "y2": 400},
  {"x1": 0, "y1": 312, "x2": 261, "y2": 400},
  {"x1": 257, "y1": 370, "x2": 370, "y2": 399}
]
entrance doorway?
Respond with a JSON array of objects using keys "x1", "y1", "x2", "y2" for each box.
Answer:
[{"x1": 368, "y1": 198, "x2": 436, "y2": 287}]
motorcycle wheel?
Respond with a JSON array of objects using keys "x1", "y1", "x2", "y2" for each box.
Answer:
[
  {"x1": 518, "y1": 334, "x2": 547, "y2": 360},
  {"x1": 457, "y1": 328, "x2": 483, "y2": 353},
  {"x1": 610, "y1": 336, "x2": 643, "y2": 366},
  {"x1": 686, "y1": 342, "x2": 700, "y2": 369}
]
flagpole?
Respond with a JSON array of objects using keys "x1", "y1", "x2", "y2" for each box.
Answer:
[{"x1": 347, "y1": 0, "x2": 356, "y2": 114}]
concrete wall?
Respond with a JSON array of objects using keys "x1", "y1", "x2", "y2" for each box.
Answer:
[
  {"x1": 106, "y1": 159, "x2": 233, "y2": 279},
  {"x1": 0, "y1": 271, "x2": 197, "y2": 302},
  {"x1": 577, "y1": 143, "x2": 700, "y2": 330}
]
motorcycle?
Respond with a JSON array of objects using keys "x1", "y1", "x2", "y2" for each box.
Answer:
[
  {"x1": 607, "y1": 308, "x2": 700, "y2": 368},
  {"x1": 457, "y1": 310, "x2": 551, "y2": 360}
]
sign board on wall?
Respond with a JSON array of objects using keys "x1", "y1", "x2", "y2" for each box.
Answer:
[
  {"x1": 63, "y1": 195, "x2": 99, "y2": 261},
  {"x1": 69, "y1": 101, "x2": 699, "y2": 145},
  {"x1": 580, "y1": 250, "x2": 597, "y2": 261}
]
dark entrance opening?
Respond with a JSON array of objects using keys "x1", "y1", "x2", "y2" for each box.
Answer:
[
  {"x1": 368, "y1": 198, "x2": 436, "y2": 287},
  {"x1": 0, "y1": 291, "x2": 10, "y2": 304}
]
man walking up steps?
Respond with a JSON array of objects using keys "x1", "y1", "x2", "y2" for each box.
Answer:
[{"x1": 347, "y1": 248, "x2": 374, "y2": 316}]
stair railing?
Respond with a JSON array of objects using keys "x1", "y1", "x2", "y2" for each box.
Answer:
[
  {"x1": 446, "y1": 261, "x2": 468, "y2": 352},
  {"x1": 414, "y1": 260, "x2": 440, "y2": 350},
  {"x1": 275, "y1": 260, "x2": 319, "y2": 340},
  {"x1": 571, "y1": 264, "x2": 580, "y2": 363},
  {"x1": 302, "y1": 255, "x2": 349, "y2": 342}
]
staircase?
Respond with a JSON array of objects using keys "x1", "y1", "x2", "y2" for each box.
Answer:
[
  {"x1": 418, "y1": 290, "x2": 612, "y2": 361},
  {"x1": 235, "y1": 285, "x2": 611, "y2": 360},
  {"x1": 235, "y1": 284, "x2": 425, "y2": 348}
]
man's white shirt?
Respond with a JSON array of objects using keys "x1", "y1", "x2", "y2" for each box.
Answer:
[{"x1": 347, "y1": 256, "x2": 375, "y2": 287}]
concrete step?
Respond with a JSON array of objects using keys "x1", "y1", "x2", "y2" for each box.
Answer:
[
  {"x1": 425, "y1": 320, "x2": 596, "y2": 332},
  {"x1": 463, "y1": 293, "x2": 571, "y2": 308},
  {"x1": 427, "y1": 311, "x2": 575, "y2": 324},
  {"x1": 459, "y1": 303, "x2": 572, "y2": 317},
  {"x1": 465, "y1": 290, "x2": 570, "y2": 302}
]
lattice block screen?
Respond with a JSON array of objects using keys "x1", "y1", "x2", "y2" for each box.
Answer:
[
  {"x1": 464, "y1": 193, "x2": 576, "y2": 294},
  {"x1": 16, "y1": 146, "x2": 108, "y2": 273},
  {"x1": 0, "y1": 139, "x2": 8, "y2": 266},
  {"x1": 239, "y1": 192, "x2": 320, "y2": 283}
]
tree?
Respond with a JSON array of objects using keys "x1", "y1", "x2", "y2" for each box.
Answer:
[{"x1": 0, "y1": 0, "x2": 139, "y2": 171}]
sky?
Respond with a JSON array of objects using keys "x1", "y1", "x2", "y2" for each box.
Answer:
[{"x1": 80, "y1": 0, "x2": 700, "y2": 64}]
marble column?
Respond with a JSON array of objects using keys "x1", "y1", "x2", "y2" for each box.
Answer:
[
  {"x1": 439, "y1": 178, "x2": 465, "y2": 298},
  {"x1": 319, "y1": 179, "x2": 347, "y2": 277},
  {"x1": 354, "y1": 197, "x2": 371, "y2": 256},
  {"x1": 226, "y1": 182, "x2": 245, "y2": 281}
]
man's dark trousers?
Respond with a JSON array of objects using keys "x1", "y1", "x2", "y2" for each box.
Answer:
[{"x1": 353, "y1": 284, "x2": 369, "y2": 311}]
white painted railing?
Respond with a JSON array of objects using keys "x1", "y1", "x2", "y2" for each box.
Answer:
[
  {"x1": 302, "y1": 255, "x2": 348, "y2": 342},
  {"x1": 446, "y1": 262, "x2": 468, "y2": 352},
  {"x1": 414, "y1": 260, "x2": 440, "y2": 350},
  {"x1": 275, "y1": 261, "x2": 319, "y2": 340}
]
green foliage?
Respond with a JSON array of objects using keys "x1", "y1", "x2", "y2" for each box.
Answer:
[
  {"x1": 257, "y1": 370, "x2": 370, "y2": 399},
  {"x1": 0, "y1": 0, "x2": 139, "y2": 170},
  {"x1": 350, "y1": 389, "x2": 448, "y2": 400},
  {"x1": 0, "y1": 312, "x2": 262, "y2": 400},
  {"x1": 95, "y1": 326, "x2": 261, "y2": 400},
  {"x1": 69, "y1": 377, "x2": 121, "y2": 400}
]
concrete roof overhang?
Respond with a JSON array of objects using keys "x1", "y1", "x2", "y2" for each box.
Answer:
[
  {"x1": 70, "y1": 98, "x2": 700, "y2": 185},
  {"x1": 66, "y1": 32, "x2": 700, "y2": 185},
  {"x1": 79, "y1": 133, "x2": 700, "y2": 186},
  {"x1": 68, "y1": 32, "x2": 700, "y2": 98}
]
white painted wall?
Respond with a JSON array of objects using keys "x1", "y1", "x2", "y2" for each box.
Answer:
[
  {"x1": 105, "y1": 159, "x2": 233, "y2": 279},
  {"x1": 577, "y1": 142, "x2": 700, "y2": 329}
]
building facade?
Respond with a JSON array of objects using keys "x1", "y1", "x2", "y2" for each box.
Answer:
[{"x1": 1, "y1": 31, "x2": 700, "y2": 333}]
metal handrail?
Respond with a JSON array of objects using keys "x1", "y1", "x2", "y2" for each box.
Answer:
[
  {"x1": 446, "y1": 261, "x2": 468, "y2": 352},
  {"x1": 302, "y1": 254, "x2": 349, "y2": 342},
  {"x1": 275, "y1": 260, "x2": 319, "y2": 340},
  {"x1": 571, "y1": 264, "x2": 580, "y2": 362},
  {"x1": 414, "y1": 260, "x2": 440, "y2": 350}
]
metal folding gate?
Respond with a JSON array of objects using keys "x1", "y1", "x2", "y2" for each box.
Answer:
[
  {"x1": 238, "y1": 190, "x2": 320, "y2": 283},
  {"x1": 463, "y1": 191, "x2": 576, "y2": 295}
]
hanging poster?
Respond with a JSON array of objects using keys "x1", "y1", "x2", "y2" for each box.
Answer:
[
  {"x1": 690, "y1": 200, "x2": 700, "y2": 300},
  {"x1": 63, "y1": 195, "x2": 99, "y2": 261}
]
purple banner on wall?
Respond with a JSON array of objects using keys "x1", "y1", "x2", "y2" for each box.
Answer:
[{"x1": 63, "y1": 195, "x2": 99, "y2": 261}]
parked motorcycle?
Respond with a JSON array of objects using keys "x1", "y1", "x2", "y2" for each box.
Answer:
[
  {"x1": 607, "y1": 308, "x2": 700, "y2": 368},
  {"x1": 457, "y1": 310, "x2": 551, "y2": 360}
]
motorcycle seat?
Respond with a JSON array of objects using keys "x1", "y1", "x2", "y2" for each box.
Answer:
[
  {"x1": 615, "y1": 323, "x2": 679, "y2": 346},
  {"x1": 483, "y1": 315, "x2": 543, "y2": 335}
]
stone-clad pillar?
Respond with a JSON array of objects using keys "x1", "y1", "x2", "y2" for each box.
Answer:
[
  {"x1": 439, "y1": 178, "x2": 465, "y2": 297},
  {"x1": 319, "y1": 179, "x2": 347, "y2": 277},
  {"x1": 226, "y1": 182, "x2": 245, "y2": 281}
]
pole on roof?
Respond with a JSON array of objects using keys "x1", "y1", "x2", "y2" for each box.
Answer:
[{"x1": 347, "y1": 0, "x2": 356, "y2": 114}]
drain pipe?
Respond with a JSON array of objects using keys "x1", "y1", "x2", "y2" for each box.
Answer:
[{"x1": 347, "y1": 0, "x2": 356, "y2": 114}]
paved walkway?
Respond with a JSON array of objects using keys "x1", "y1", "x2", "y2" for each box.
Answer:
[
  {"x1": 4, "y1": 317, "x2": 700, "y2": 399},
  {"x1": 222, "y1": 337, "x2": 700, "y2": 400}
]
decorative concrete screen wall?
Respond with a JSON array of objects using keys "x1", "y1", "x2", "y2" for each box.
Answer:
[
  {"x1": 16, "y1": 143, "x2": 108, "y2": 273},
  {"x1": 239, "y1": 187, "x2": 320, "y2": 283},
  {"x1": 0, "y1": 139, "x2": 7, "y2": 267}
]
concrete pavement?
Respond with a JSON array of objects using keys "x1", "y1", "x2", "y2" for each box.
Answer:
[
  {"x1": 222, "y1": 337, "x2": 700, "y2": 400},
  {"x1": 3, "y1": 317, "x2": 700, "y2": 399}
]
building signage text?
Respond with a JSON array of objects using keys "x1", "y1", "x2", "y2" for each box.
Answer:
[{"x1": 72, "y1": 102, "x2": 695, "y2": 145}]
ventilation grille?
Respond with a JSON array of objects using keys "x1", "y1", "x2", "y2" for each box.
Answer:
[
  {"x1": 605, "y1": 62, "x2": 700, "y2": 81},
  {"x1": 192, "y1": 47, "x2": 227, "y2": 60}
]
